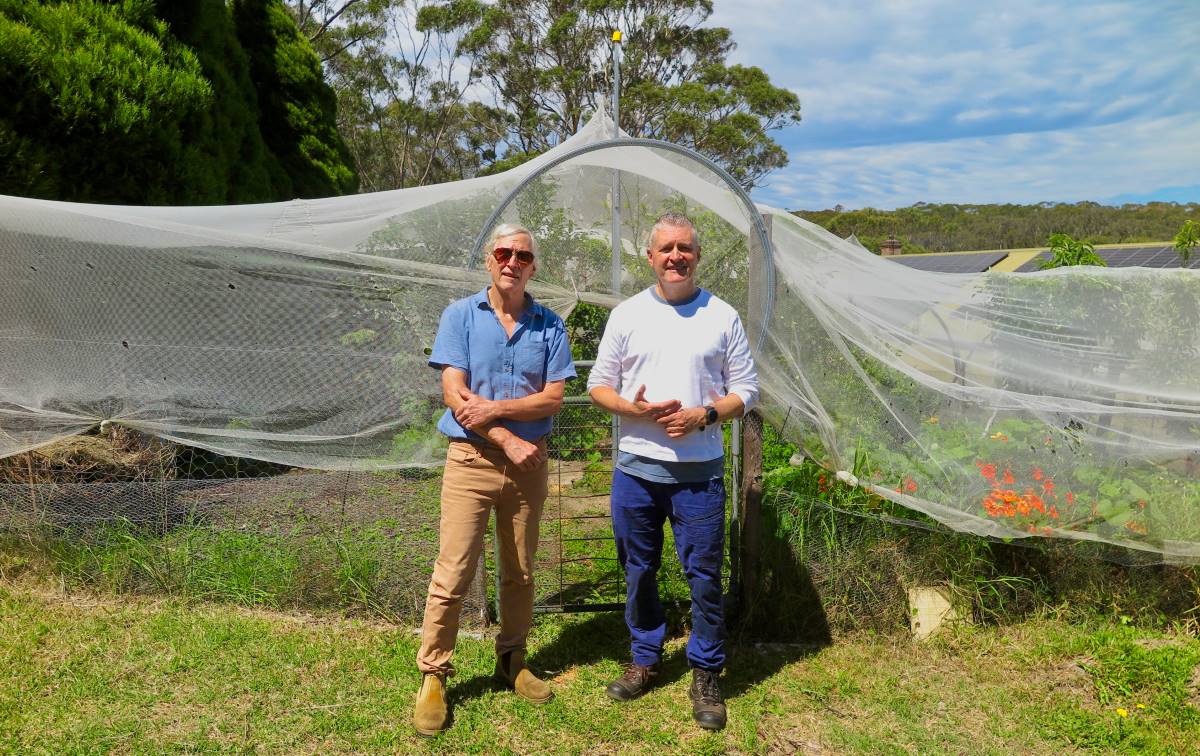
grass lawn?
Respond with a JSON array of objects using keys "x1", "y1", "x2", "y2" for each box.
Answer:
[{"x1": 3, "y1": 580, "x2": 1199, "y2": 754}]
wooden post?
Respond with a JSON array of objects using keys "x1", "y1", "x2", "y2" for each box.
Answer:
[
  {"x1": 737, "y1": 212, "x2": 770, "y2": 619},
  {"x1": 739, "y1": 410, "x2": 764, "y2": 615}
]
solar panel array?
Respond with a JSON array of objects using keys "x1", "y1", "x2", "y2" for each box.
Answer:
[
  {"x1": 1015, "y1": 245, "x2": 1200, "y2": 272},
  {"x1": 887, "y1": 251, "x2": 1009, "y2": 273}
]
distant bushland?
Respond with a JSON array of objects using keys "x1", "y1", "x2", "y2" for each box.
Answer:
[{"x1": 796, "y1": 201, "x2": 1199, "y2": 255}]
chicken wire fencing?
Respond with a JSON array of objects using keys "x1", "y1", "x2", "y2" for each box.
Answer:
[
  {"x1": 0, "y1": 433, "x2": 492, "y2": 625},
  {"x1": 0, "y1": 390, "x2": 742, "y2": 627}
]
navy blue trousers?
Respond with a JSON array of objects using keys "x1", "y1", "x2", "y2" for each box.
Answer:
[{"x1": 610, "y1": 468, "x2": 727, "y2": 671}]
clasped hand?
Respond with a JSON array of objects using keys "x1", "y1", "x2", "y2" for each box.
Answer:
[
  {"x1": 454, "y1": 388, "x2": 499, "y2": 430},
  {"x1": 629, "y1": 385, "x2": 705, "y2": 439},
  {"x1": 455, "y1": 388, "x2": 545, "y2": 470},
  {"x1": 501, "y1": 435, "x2": 547, "y2": 472}
]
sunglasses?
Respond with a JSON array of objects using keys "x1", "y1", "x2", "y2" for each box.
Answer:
[{"x1": 492, "y1": 247, "x2": 535, "y2": 267}]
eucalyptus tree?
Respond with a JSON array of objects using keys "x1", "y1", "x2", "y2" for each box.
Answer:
[
  {"x1": 291, "y1": 0, "x2": 506, "y2": 190},
  {"x1": 298, "y1": 0, "x2": 801, "y2": 191},
  {"x1": 435, "y1": 0, "x2": 802, "y2": 189}
]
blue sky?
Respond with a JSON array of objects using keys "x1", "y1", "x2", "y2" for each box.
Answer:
[{"x1": 708, "y1": 1, "x2": 1200, "y2": 211}]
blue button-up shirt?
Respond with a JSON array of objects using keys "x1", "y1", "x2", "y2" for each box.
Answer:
[{"x1": 429, "y1": 288, "x2": 576, "y2": 442}]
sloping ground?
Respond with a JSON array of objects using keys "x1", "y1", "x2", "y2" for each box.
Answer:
[{"x1": 2, "y1": 582, "x2": 1198, "y2": 753}]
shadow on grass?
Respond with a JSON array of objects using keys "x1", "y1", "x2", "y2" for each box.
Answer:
[
  {"x1": 447, "y1": 671, "x2": 503, "y2": 709},
  {"x1": 733, "y1": 508, "x2": 835, "y2": 650},
  {"x1": 529, "y1": 611, "x2": 630, "y2": 671},
  {"x1": 524, "y1": 575, "x2": 829, "y2": 700}
]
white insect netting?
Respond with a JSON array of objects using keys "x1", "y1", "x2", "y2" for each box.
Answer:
[{"x1": 2, "y1": 111, "x2": 1199, "y2": 560}]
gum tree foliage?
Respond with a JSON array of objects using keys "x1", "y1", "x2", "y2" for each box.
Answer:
[
  {"x1": 291, "y1": 0, "x2": 800, "y2": 191},
  {"x1": 433, "y1": 0, "x2": 802, "y2": 190},
  {"x1": 289, "y1": 0, "x2": 508, "y2": 190},
  {"x1": 0, "y1": 0, "x2": 356, "y2": 204},
  {"x1": 288, "y1": 0, "x2": 392, "y2": 63}
]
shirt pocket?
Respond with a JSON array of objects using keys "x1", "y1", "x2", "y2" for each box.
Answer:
[{"x1": 517, "y1": 339, "x2": 548, "y2": 387}]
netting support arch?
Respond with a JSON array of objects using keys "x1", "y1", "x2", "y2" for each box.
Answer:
[{"x1": 467, "y1": 137, "x2": 779, "y2": 352}]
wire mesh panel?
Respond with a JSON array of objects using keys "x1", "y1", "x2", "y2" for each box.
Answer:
[
  {"x1": 537, "y1": 397, "x2": 627, "y2": 611},
  {"x1": 0, "y1": 436, "x2": 491, "y2": 627}
]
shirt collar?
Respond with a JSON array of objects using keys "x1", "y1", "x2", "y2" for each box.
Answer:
[
  {"x1": 648, "y1": 285, "x2": 704, "y2": 307},
  {"x1": 474, "y1": 287, "x2": 543, "y2": 321}
]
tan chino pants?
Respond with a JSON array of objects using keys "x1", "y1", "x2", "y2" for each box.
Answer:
[{"x1": 417, "y1": 440, "x2": 547, "y2": 675}]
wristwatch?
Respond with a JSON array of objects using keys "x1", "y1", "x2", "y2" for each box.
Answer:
[{"x1": 700, "y1": 404, "x2": 718, "y2": 430}]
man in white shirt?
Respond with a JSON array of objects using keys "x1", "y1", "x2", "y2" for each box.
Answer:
[{"x1": 587, "y1": 212, "x2": 759, "y2": 731}]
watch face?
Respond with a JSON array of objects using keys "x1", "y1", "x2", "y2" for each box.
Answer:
[{"x1": 706, "y1": 406, "x2": 719, "y2": 425}]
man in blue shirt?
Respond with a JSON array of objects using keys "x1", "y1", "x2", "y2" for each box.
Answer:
[{"x1": 413, "y1": 223, "x2": 576, "y2": 736}]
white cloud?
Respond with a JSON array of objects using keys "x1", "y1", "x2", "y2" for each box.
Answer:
[
  {"x1": 754, "y1": 114, "x2": 1200, "y2": 210},
  {"x1": 714, "y1": 2, "x2": 1197, "y2": 127},
  {"x1": 955, "y1": 109, "x2": 999, "y2": 123},
  {"x1": 707, "y1": 0, "x2": 1200, "y2": 207}
]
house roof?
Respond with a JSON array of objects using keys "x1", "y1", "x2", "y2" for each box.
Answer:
[{"x1": 883, "y1": 242, "x2": 1197, "y2": 273}]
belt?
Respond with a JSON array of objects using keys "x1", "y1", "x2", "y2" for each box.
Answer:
[
  {"x1": 451, "y1": 438, "x2": 502, "y2": 452},
  {"x1": 450, "y1": 436, "x2": 546, "y2": 451}
]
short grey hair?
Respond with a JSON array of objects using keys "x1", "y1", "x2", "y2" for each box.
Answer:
[
  {"x1": 488, "y1": 223, "x2": 537, "y2": 254},
  {"x1": 647, "y1": 212, "x2": 699, "y2": 252}
]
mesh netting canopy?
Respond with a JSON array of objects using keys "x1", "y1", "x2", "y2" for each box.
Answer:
[{"x1": 3, "y1": 111, "x2": 1199, "y2": 560}]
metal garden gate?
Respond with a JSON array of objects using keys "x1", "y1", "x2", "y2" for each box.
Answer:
[{"x1": 481, "y1": 360, "x2": 750, "y2": 619}]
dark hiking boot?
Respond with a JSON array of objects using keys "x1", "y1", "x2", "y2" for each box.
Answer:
[
  {"x1": 689, "y1": 668, "x2": 727, "y2": 730},
  {"x1": 604, "y1": 662, "x2": 661, "y2": 701}
]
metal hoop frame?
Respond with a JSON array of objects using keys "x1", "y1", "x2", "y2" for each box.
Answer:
[{"x1": 468, "y1": 137, "x2": 777, "y2": 350}]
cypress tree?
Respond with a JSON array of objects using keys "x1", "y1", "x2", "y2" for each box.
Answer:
[
  {"x1": 0, "y1": 0, "x2": 356, "y2": 204},
  {"x1": 233, "y1": 0, "x2": 358, "y2": 199},
  {"x1": 154, "y1": 0, "x2": 279, "y2": 203},
  {"x1": 0, "y1": 0, "x2": 212, "y2": 203}
]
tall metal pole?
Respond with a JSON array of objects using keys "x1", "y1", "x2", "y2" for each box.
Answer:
[
  {"x1": 610, "y1": 30, "x2": 622, "y2": 296},
  {"x1": 610, "y1": 30, "x2": 623, "y2": 460}
]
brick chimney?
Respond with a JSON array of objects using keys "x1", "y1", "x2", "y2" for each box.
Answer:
[{"x1": 880, "y1": 235, "x2": 902, "y2": 256}]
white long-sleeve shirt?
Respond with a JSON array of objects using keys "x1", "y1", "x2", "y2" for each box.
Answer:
[{"x1": 587, "y1": 287, "x2": 759, "y2": 463}]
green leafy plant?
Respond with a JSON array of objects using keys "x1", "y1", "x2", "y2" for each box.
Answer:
[
  {"x1": 1174, "y1": 219, "x2": 1199, "y2": 266},
  {"x1": 1038, "y1": 233, "x2": 1107, "y2": 269}
]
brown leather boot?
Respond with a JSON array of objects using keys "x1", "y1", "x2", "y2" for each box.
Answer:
[
  {"x1": 412, "y1": 672, "x2": 449, "y2": 736},
  {"x1": 605, "y1": 662, "x2": 661, "y2": 701},
  {"x1": 688, "y1": 668, "x2": 727, "y2": 730},
  {"x1": 494, "y1": 649, "x2": 553, "y2": 703}
]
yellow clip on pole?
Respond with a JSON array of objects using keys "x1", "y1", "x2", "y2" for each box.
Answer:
[{"x1": 611, "y1": 30, "x2": 622, "y2": 43}]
